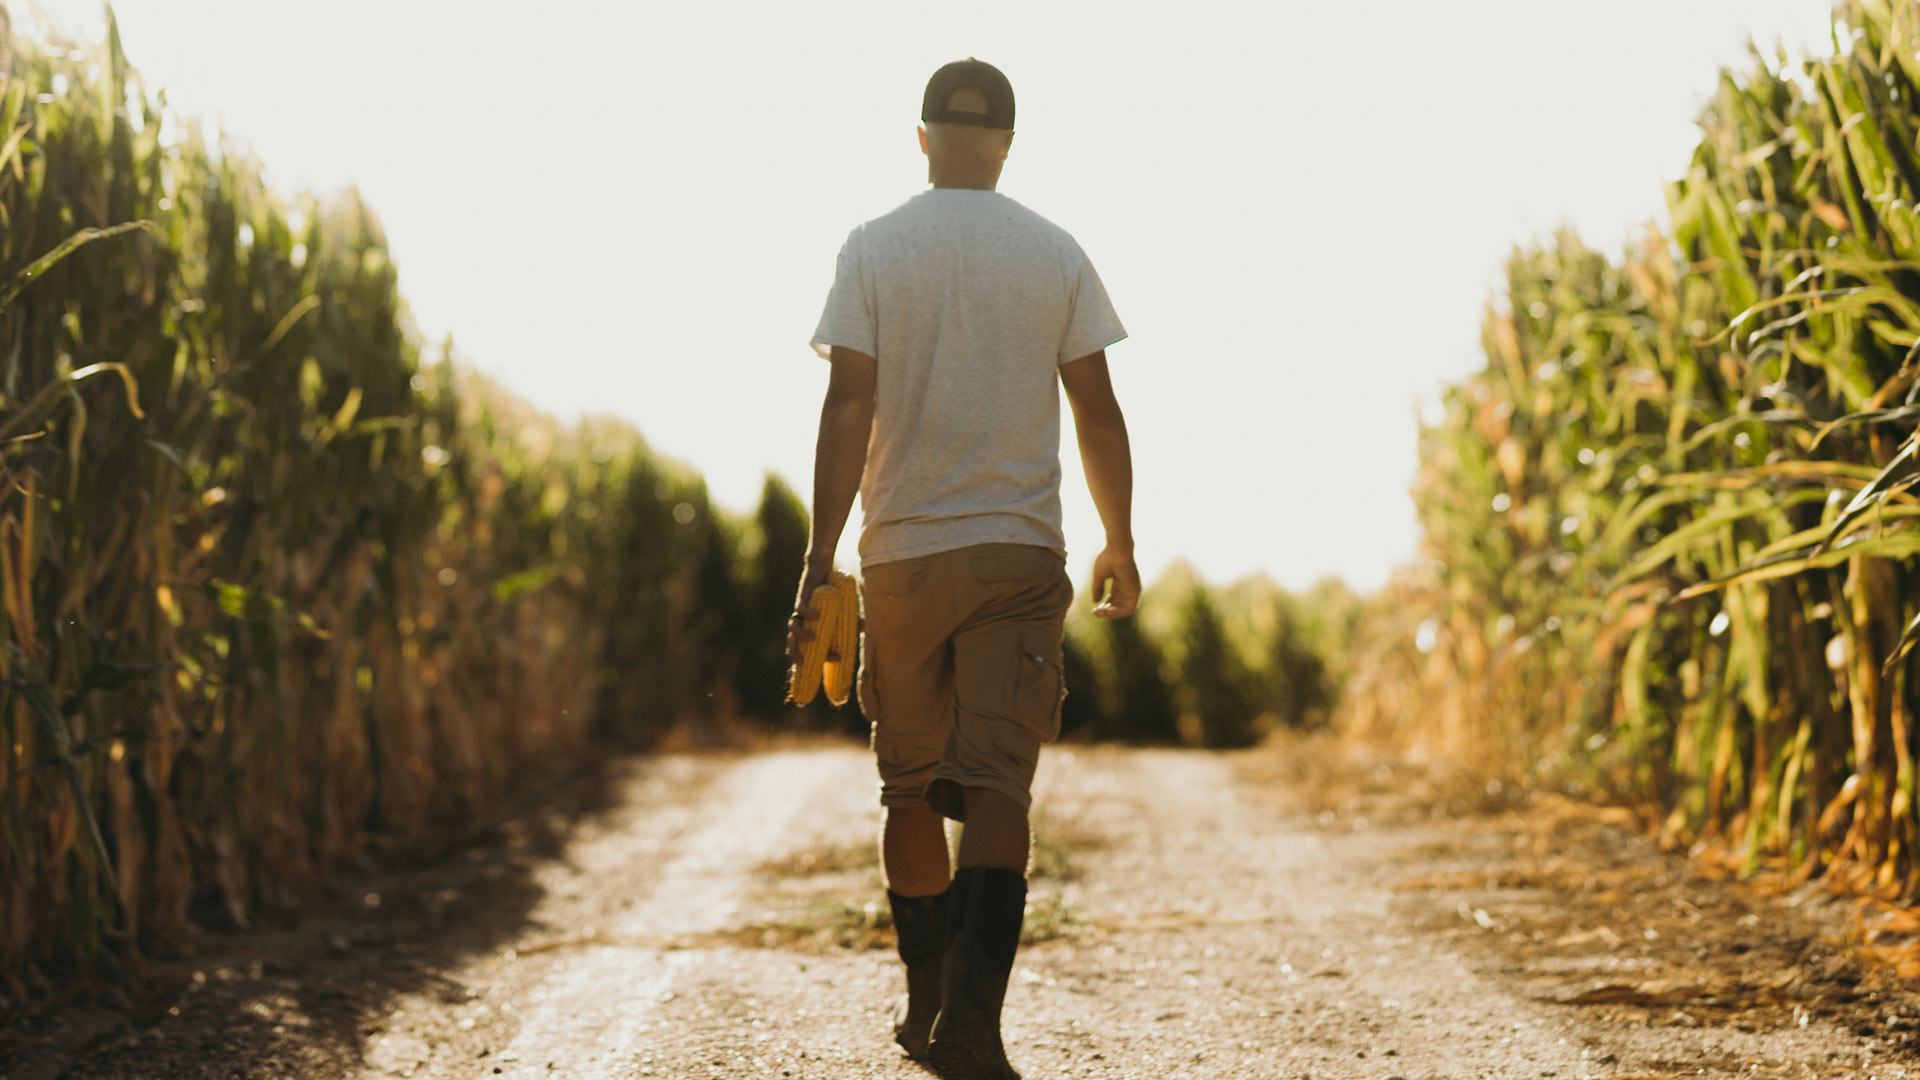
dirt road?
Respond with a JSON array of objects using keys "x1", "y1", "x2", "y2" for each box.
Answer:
[{"x1": 10, "y1": 743, "x2": 1918, "y2": 1079}]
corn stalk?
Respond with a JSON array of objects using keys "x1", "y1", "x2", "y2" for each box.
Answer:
[{"x1": 1342, "y1": 0, "x2": 1920, "y2": 897}]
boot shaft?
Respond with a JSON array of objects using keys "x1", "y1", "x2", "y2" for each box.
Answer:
[
  {"x1": 951, "y1": 866, "x2": 1026, "y2": 967},
  {"x1": 887, "y1": 887, "x2": 950, "y2": 969},
  {"x1": 929, "y1": 867, "x2": 1030, "y2": 1079}
]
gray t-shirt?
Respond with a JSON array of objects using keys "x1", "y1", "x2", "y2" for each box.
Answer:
[{"x1": 810, "y1": 189, "x2": 1126, "y2": 568}]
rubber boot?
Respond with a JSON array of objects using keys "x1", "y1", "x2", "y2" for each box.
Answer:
[
  {"x1": 927, "y1": 866, "x2": 1026, "y2": 1080},
  {"x1": 887, "y1": 887, "x2": 949, "y2": 1058}
]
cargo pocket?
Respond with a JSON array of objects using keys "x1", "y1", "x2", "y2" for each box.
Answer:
[{"x1": 1013, "y1": 626, "x2": 1066, "y2": 743}]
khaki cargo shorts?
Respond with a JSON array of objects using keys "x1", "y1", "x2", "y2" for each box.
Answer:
[{"x1": 858, "y1": 543, "x2": 1072, "y2": 821}]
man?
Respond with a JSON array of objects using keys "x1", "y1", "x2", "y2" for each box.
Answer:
[{"x1": 789, "y1": 57, "x2": 1139, "y2": 1080}]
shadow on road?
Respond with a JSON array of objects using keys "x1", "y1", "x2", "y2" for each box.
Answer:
[{"x1": 2, "y1": 751, "x2": 659, "y2": 1080}]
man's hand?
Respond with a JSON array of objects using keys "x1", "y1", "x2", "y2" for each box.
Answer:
[
  {"x1": 1089, "y1": 545, "x2": 1141, "y2": 619},
  {"x1": 786, "y1": 560, "x2": 834, "y2": 665}
]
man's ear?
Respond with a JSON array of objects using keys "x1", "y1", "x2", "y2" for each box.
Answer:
[{"x1": 917, "y1": 124, "x2": 929, "y2": 156}]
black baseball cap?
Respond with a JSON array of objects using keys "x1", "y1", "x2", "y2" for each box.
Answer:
[{"x1": 922, "y1": 58, "x2": 1015, "y2": 131}]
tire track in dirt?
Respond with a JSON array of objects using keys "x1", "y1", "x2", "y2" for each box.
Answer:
[
  {"x1": 349, "y1": 749, "x2": 877, "y2": 1080},
  {"x1": 475, "y1": 751, "x2": 827, "y2": 1078}
]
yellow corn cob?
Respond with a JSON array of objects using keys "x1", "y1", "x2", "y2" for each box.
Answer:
[
  {"x1": 788, "y1": 571, "x2": 860, "y2": 707},
  {"x1": 822, "y1": 573, "x2": 860, "y2": 706},
  {"x1": 788, "y1": 581, "x2": 836, "y2": 705}
]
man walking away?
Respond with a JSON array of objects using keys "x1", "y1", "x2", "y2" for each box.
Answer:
[{"x1": 791, "y1": 58, "x2": 1140, "y2": 1080}]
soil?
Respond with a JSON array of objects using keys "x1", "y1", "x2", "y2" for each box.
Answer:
[{"x1": 6, "y1": 736, "x2": 1920, "y2": 1080}]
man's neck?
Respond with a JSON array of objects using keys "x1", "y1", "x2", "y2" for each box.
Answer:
[{"x1": 927, "y1": 165, "x2": 1001, "y2": 190}]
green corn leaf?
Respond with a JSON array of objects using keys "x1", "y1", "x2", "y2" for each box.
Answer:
[
  {"x1": 1679, "y1": 527, "x2": 1920, "y2": 598},
  {"x1": 492, "y1": 563, "x2": 560, "y2": 604},
  {"x1": 1813, "y1": 433, "x2": 1920, "y2": 556},
  {"x1": 0, "y1": 220, "x2": 152, "y2": 310},
  {"x1": 1654, "y1": 460, "x2": 1884, "y2": 490},
  {"x1": 1679, "y1": 410, "x2": 1814, "y2": 455},
  {"x1": 0, "y1": 362, "x2": 145, "y2": 442},
  {"x1": 1608, "y1": 494, "x2": 1821, "y2": 589},
  {"x1": 1811, "y1": 401, "x2": 1920, "y2": 449},
  {"x1": 1886, "y1": 605, "x2": 1920, "y2": 674}
]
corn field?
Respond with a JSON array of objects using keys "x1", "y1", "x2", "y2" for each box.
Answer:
[
  {"x1": 1061, "y1": 565, "x2": 1350, "y2": 748},
  {"x1": 1342, "y1": 0, "x2": 1920, "y2": 897},
  {"x1": 0, "y1": 10, "x2": 821, "y2": 998}
]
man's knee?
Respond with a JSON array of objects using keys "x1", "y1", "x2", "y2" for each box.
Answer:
[
  {"x1": 885, "y1": 801, "x2": 944, "y2": 828},
  {"x1": 952, "y1": 783, "x2": 1032, "y2": 873},
  {"x1": 961, "y1": 785, "x2": 1027, "y2": 822}
]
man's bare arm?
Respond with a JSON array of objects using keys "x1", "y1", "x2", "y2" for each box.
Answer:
[
  {"x1": 788, "y1": 346, "x2": 877, "y2": 660},
  {"x1": 1060, "y1": 350, "x2": 1140, "y2": 618}
]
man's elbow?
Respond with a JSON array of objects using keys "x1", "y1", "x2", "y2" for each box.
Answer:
[{"x1": 1078, "y1": 403, "x2": 1129, "y2": 441}]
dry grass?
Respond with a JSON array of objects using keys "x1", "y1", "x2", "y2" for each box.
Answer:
[{"x1": 726, "y1": 805, "x2": 1109, "y2": 956}]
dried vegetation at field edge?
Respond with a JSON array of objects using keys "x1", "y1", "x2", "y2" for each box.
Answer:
[{"x1": 1245, "y1": 733, "x2": 1920, "y2": 1058}]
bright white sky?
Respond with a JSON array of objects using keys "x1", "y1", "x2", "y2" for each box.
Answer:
[{"x1": 30, "y1": 0, "x2": 1830, "y2": 591}]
